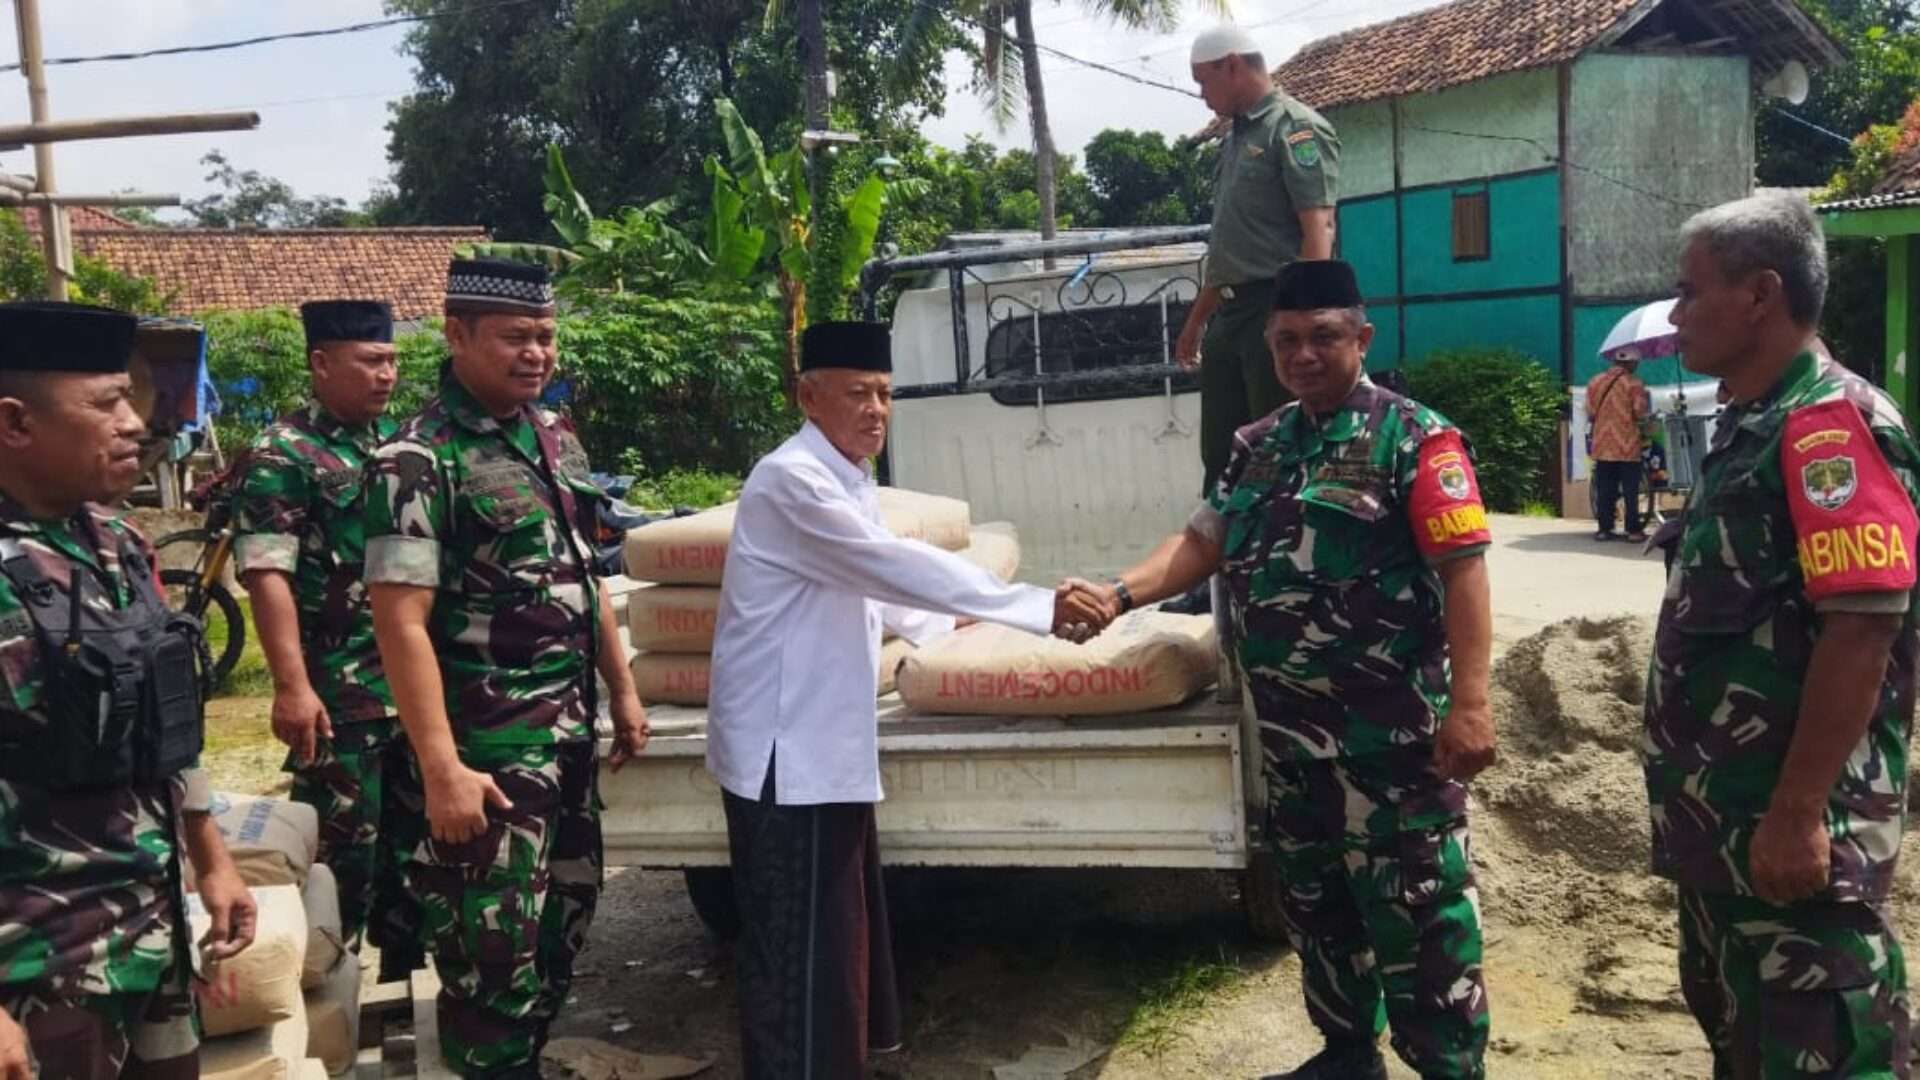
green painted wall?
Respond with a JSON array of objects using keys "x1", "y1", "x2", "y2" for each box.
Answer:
[
  {"x1": 1567, "y1": 53, "x2": 1752, "y2": 297},
  {"x1": 1402, "y1": 170, "x2": 1561, "y2": 295},
  {"x1": 1404, "y1": 294, "x2": 1562, "y2": 368},
  {"x1": 1327, "y1": 100, "x2": 1394, "y2": 199},
  {"x1": 1364, "y1": 305, "x2": 1401, "y2": 371},
  {"x1": 1398, "y1": 68, "x2": 1559, "y2": 188},
  {"x1": 1338, "y1": 195, "x2": 1399, "y2": 300}
]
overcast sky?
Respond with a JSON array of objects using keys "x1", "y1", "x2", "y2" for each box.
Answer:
[{"x1": 4, "y1": 0, "x2": 1445, "y2": 221}]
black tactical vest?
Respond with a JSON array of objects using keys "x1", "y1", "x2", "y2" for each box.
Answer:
[{"x1": 0, "y1": 527, "x2": 205, "y2": 790}]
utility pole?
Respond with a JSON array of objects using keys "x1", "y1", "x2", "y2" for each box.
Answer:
[{"x1": 8, "y1": 0, "x2": 256, "y2": 299}]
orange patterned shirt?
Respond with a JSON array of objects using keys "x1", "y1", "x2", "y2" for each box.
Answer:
[{"x1": 1587, "y1": 366, "x2": 1648, "y2": 463}]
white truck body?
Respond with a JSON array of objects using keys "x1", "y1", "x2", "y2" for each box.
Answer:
[{"x1": 599, "y1": 229, "x2": 1288, "y2": 935}]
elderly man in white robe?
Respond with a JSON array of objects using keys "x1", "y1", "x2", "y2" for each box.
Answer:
[{"x1": 706, "y1": 321, "x2": 1112, "y2": 1079}]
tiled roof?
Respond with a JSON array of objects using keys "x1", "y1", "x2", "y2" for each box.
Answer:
[
  {"x1": 20, "y1": 205, "x2": 136, "y2": 232},
  {"x1": 1272, "y1": 0, "x2": 1643, "y2": 113},
  {"x1": 74, "y1": 227, "x2": 490, "y2": 321},
  {"x1": 1202, "y1": 0, "x2": 1848, "y2": 129}
]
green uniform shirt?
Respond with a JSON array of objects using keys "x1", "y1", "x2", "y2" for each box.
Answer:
[
  {"x1": 363, "y1": 378, "x2": 604, "y2": 748},
  {"x1": 1205, "y1": 90, "x2": 1340, "y2": 289},
  {"x1": 1646, "y1": 351, "x2": 1920, "y2": 902},
  {"x1": 233, "y1": 402, "x2": 398, "y2": 725},
  {"x1": 0, "y1": 498, "x2": 199, "y2": 995},
  {"x1": 1189, "y1": 378, "x2": 1492, "y2": 760}
]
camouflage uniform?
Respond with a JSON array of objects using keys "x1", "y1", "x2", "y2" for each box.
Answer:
[
  {"x1": 1188, "y1": 377, "x2": 1493, "y2": 1078},
  {"x1": 0, "y1": 497, "x2": 203, "y2": 1077},
  {"x1": 233, "y1": 403, "x2": 423, "y2": 968},
  {"x1": 1647, "y1": 350, "x2": 1918, "y2": 1078},
  {"x1": 364, "y1": 377, "x2": 605, "y2": 1077}
]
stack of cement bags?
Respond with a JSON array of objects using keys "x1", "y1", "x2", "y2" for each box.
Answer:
[
  {"x1": 896, "y1": 609, "x2": 1218, "y2": 716},
  {"x1": 194, "y1": 794, "x2": 363, "y2": 1078},
  {"x1": 620, "y1": 489, "x2": 1020, "y2": 704}
]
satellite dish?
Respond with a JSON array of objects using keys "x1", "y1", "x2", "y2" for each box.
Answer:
[{"x1": 1762, "y1": 60, "x2": 1811, "y2": 106}]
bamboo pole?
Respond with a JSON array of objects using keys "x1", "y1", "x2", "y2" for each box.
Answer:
[
  {"x1": 0, "y1": 192, "x2": 178, "y2": 207},
  {"x1": 0, "y1": 110, "x2": 261, "y2": 146},
  {"x1": 15, "y1": 0, "x2": 66, "y2": 298}
]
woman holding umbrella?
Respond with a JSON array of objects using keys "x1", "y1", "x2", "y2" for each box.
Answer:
[{"x1": 1589, "y1": 301, "x2": 1672, "y2": 541}]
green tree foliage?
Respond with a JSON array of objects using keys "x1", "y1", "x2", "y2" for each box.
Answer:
[
  {"x1": 382, "y1": 0, "x2": 963, "y2": 240},
  {"x1": 0, "y1": 210, "x2": 174, "y2": 313},
  {"x1": 1758, "y1": 0, "x2": 1920, "y2": 186},
  {"x1": 1081, "y1": 129, "x2": 1215, "y2": 226},
  {"x1": 1404, "y1": 349, "x2": 1563, "y2": 512},
  {"x1": 559, "y1": 291, "x2": 795, "y2": 477},
  {"x1": 181, "y1": 151, "x2": 365, "y2": 229}
]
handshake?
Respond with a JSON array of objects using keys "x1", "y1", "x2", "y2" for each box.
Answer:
[{"x1": 1051, "y1": 577, "x2": 1122, "y2": 644}]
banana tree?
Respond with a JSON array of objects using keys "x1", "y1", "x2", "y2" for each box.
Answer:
[{"x1": 705, "y1": 98, "x2": 926, "y2": 396}]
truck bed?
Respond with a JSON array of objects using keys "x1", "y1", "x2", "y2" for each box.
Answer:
[{"x1": 597, "y1": 694, "x2": 1253, "y2": 870}]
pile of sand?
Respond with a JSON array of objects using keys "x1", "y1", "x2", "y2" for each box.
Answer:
[{"x1": 1476, "y1": 616, "x2": 1676, "y2": 939}]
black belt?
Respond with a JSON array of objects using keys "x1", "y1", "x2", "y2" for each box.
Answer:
[{"x1": 1217, "y1": 279, "x2": 1278, "y2": 303}]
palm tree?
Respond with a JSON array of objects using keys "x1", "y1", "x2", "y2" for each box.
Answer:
[{"x1": 972, "y1": 0, "x2": 1221, "y2": 244}]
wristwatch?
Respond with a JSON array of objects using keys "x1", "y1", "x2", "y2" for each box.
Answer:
[{"x1": 1110, "y1": 579, "x2": 1135, "y2": 615}]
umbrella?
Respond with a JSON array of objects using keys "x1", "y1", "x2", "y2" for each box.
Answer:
[{"x1": 1598, "y1": 298, "x2": 1680, "y2": 360}]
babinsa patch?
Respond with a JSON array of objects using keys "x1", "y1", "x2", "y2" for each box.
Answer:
[
  {"x1": 1438, "y1": 464, "x2": 1470, "y2": 501},
  {"x1": 1803, "y1": 456, "x2": 1858, "y2": 511}
]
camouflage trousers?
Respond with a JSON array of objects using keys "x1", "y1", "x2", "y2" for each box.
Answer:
[
  {"x1": 406, "y1": 740, "x2": 603, "y2": 1078},
  {"x1": 1678, "y1": 887, "x2": 1910, "y2": 1079},
  {"x1": 286, "y1": 719, "x2": 426, "y2": 978},
  {"x1": 1, "y1": 974, "x2": 197, "y2": 1080},
  {"x1": 1267, "y1": 747, "x2": 1489, "y2": 1079}
]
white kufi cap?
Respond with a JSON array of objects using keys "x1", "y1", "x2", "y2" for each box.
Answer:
[{"x1": 1191, "y1": 24, "x2": 1261, "y2": 65}]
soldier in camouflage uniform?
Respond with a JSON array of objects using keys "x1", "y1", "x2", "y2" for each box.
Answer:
[
  {"x1": 1648, "y1": 193, "x2": 1917, "y2": 1078},
  {"x1": 232, "y1": 299, "x2": 424, "y2": 981},
  {"x1": 364, "y1": 259, "x2": 649, "y2": 1079},
  {"x1": 0, "y1": 301, "x2": 256, "y2": 1079},
  {"x1": 1081, "y1": 260, "x2": 1496, "y2": 1080}
]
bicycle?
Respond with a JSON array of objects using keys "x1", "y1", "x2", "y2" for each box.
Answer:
[{"x1": 151, "y1": 467, "x2": 247, "y2": 692}]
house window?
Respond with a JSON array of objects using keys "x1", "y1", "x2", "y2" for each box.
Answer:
[
  {"x1": 1452, "y1": 189, "x2": 1491, "y2": 262},
  {"x1": 983, "y1": 302, "x2": 1197, "y2": 407}
]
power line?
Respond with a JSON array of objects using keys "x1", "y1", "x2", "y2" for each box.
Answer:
[
  {"x1": 939, "y1": 1, "x2": 1201, "y2": 99},
  {"x1": 1399, "y1": 122, "x2": 1716, "y2": 210},
  {"x1": 0, "y1": 1, "x2": 542, "y2": 74}
]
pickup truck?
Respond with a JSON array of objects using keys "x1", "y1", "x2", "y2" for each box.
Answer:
[{"x1": 597, "y1": 228, "x2": 1293, "y2": 940}]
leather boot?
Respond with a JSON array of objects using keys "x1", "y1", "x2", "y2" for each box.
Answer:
[{"x1": 1257, "y1": 1038, "x2": 1389, "y2": 1080}]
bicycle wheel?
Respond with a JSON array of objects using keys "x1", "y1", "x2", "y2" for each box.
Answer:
[{"x1": 161, "y1": 569, "x2": 245, "y2": 691}]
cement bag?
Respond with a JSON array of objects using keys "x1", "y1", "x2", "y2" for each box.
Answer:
[
  {"x1": 191, "y1": 884, "x2": 308, "y2": 1038},
  {"x1": 956, "y1": 522, "x2": 1020, "y2": 582},
  {"x1": 599, "y1": 574, "x2": 645, "y2": 621},
  {"x1": 200, "y1": 1011, "x2": 309, "y2": 1080},
  {"x1": 627, "y1": 586, "x2": 722, "y2": 652},
  {"x1": 299, "y1": 864, "x2": 344, "y2": 991},
  {"x1": 877, "y1": 487, "x2": 970, "y2": 551},
  {"x1": 896, "y1": 610, "x2": 1217, "y2": 716},
  {"x1": 632, "y1": 653, "x2": 710, "y2": 706},
  {"x1": 877, "y1": 637, "x2": 916, "y2": 697},
  {"x1": 304, "y1": 953, "x2": 362, "y2": 1076},
  {"x1": 622, "y1": 504, "x2": 736, "y2": 585},
  {"x1": 207, "y1": 793, "x2": 319, "y2": 888}
]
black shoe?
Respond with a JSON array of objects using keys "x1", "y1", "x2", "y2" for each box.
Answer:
[
  {"x1": 1160, "y1": 583, "x2": 1212, "y2": 615},
  {"x1": 1258, "y1": 1038, "x2": 1388, "y2": 1080}
]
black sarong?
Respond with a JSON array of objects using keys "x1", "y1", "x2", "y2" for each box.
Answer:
[{"x1": 723, "y1": 759, "x2": 902, "y2": 1080}]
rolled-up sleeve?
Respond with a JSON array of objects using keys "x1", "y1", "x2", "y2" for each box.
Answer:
[
  {"x1": 232, "y1": 446, "x2": 306, "y2": 575},
  {"x1": 364, "y1": 440, "x2": 445, "y2": 588}
]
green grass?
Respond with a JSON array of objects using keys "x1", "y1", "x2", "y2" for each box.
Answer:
[
  {"x1": 1518, "y1": 499, "x2": 1560, "y2": 518},
  {"x1": 210, "y1": 593, "x2": 274, "y2": 699},
  {"x1": 1113, "y1": 954, "x2": 1250, "y2": 1059}
]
